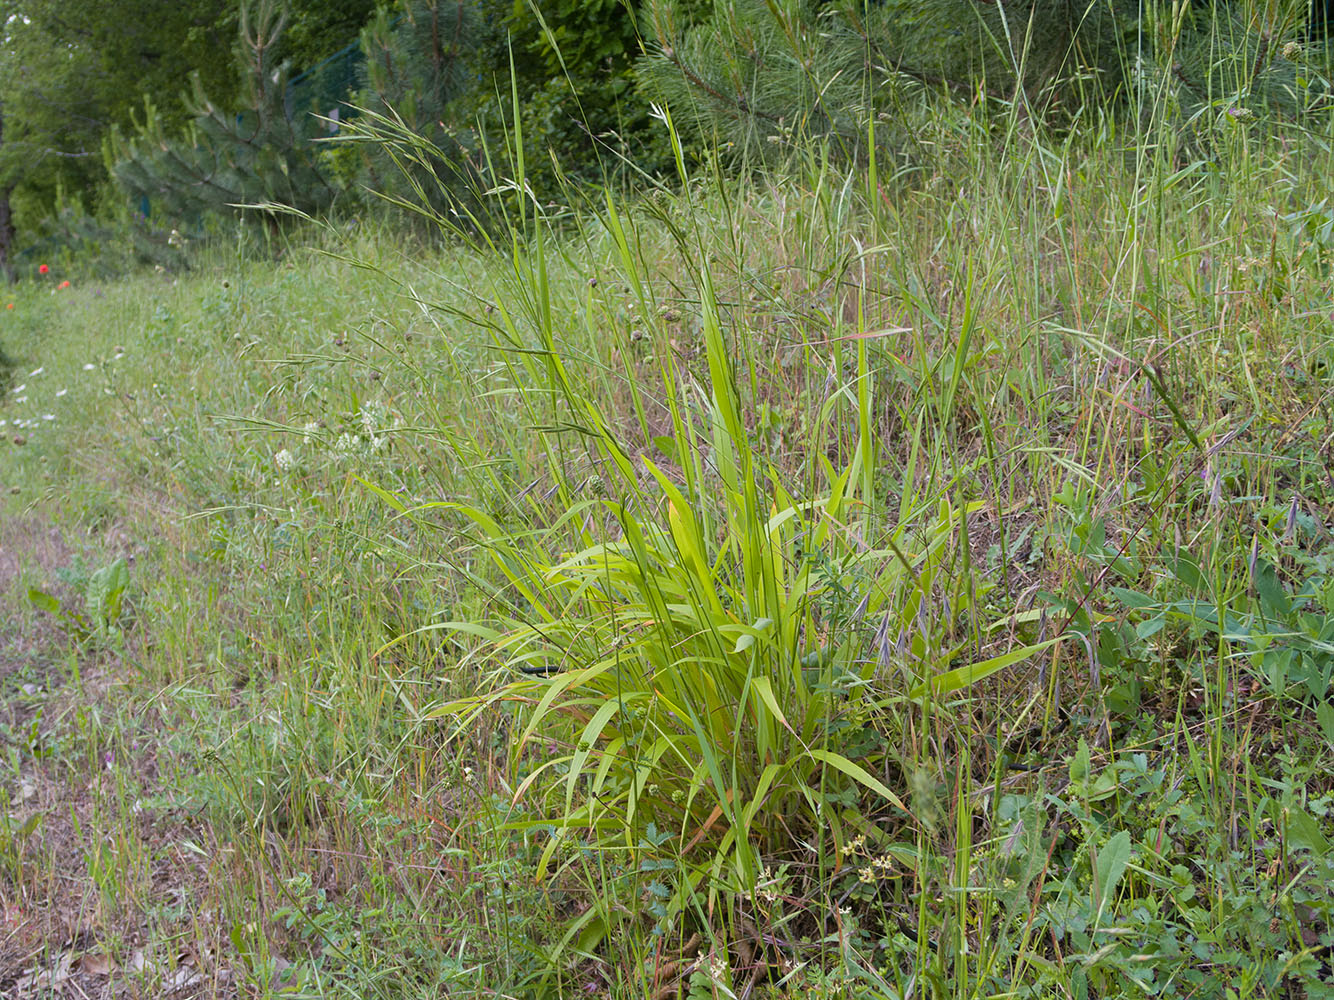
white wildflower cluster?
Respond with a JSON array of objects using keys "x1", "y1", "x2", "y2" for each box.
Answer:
[
  {"x1": 703, "y1": 951, "x2": 728, "y2": 985},
  {"x1": 857, "y1": 854, "x2": 899, "y2": 883},
  {"x1": 360, "y1": 401, "x2": 393, "y2": 447},
  {"x1": 1, "y1": 363, "x2": 68, "y2": 434},
  {"x1": 274, "y1": 449, "x2": 296, "y2": 471},
  {"x1": 332, "y1": 432, "x2": 365, "y2": 458},
  {"x1": 1, "y1": 415, "x2": 51, "y2": 430},
  {"x1": 323, "y1": 401, "x2": 396, "y2": 462}
]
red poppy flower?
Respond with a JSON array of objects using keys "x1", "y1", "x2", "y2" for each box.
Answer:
[
  {"x1": 5, "y1": 303, "x2": 12, "y2": 310},
  {"x1": 38, "y1": 264, "x2": 48, "y2": 274},
  {"x1": 58, "y1": 280, "x2": 70, "y2": 289}
]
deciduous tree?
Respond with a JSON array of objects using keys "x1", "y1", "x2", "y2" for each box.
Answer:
[{"x1": 0, "y1": 0, "x2": 241, "y2": 261}]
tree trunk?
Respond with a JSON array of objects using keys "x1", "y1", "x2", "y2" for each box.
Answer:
[
  {"x1": 0, "y1": 102, "x2": 13, "y2": 284},
  {"x1": 0, "y1": 186, "x2": 15, "y2": 285}
]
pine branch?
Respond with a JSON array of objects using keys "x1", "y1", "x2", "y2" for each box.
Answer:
[{"x1": 658, "y1": 47, "x2": 784, "y2": 125}]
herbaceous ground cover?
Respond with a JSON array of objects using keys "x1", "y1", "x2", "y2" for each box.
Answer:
[{"x1": 0, "y1": 111, "x2": 1333, "y2": 998}]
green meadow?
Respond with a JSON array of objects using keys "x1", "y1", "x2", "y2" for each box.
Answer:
[{"x1": 2, "y1": 104, "x2": 1334, "y2": 998}]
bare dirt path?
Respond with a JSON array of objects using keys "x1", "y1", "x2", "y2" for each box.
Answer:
[{"x1": 0, "y1": 515, "x2": 234, "y2": 999}]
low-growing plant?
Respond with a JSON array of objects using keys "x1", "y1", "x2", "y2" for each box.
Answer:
[
  {"x1": 0, "y1": 804, "x2": 41, "y2": 889},
  {"x1": 27, "y1": 556, "x2": 131, "y2": 645},
  {"x1": 1116, "y1": 543, "x2": 1334, "y2": 705}
]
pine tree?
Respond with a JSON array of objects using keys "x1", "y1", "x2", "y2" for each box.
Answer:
[
  {"x1": 637, "y1": 0, "x2": 1123, "y2": 161},
  {"x1": 636, "y1": 0, "x2": 1325, "y2": 159},
  {"x1": 107, "y1": 0, "x2": 339, "y2": 235},
  {"x1": 344, "y1": 0, "x2": 485, "y2": 225},
  {"x1": 637, "y1": 0, "x2": 886, "y2": 159},
  {"x1": 1135, "y1": 1, "x2": 1323, "y2": 137}
]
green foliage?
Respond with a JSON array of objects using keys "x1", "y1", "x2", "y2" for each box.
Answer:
[
  {"x1": 352, "y1": 112, "x2": 1058, "y2": 971},
  {"x1": 21, "y1": 204, "x2": 187, "y2": 279},
  {"x1": 358, "y1": 1, "x2": 482, "y2": 128},
  {"x1": 12, "y1": 43, "x2": 1334, "y2": 993},
  {"x1": 28, "y1": 556, "x2": 131, "y2": 643},
  {"x1": 0, "y1": 0, "x2": 240, "y2": 227},
  {"x1": 631, "y1": 0, "x2": 1141, "y2": 164},
  {"x1": 637, "y1": 0, "x2": 896, "y2": 161},
  {"x1": 1035, "y1": 739, "x2": 1334, "y2": 998},
  {"x1": 107, "y1": 1, "x2": 341, "y2": 232},
  {"x1": 0, "y1": 810, "x2": 41, "y2": 888},
  {"x1": 345, "y1": 0, "x2": 486, "y2": 220},
  {"x1": 506, "y1": 0, "x2": 649, "y2": 172},
  {"x1": 1133, "y1": 1, "x2": 1334, "y2": 153},
  {"x1": 638, "y1": 0, "x2": 1333, "y2": 161},
  {"x1": 457, "y1": 0, "x2": 685, "y2": 196},
  {"x1": 512, "y1": 0, "x2": 642, "y2": 81},
  {"x1": 281, "y1": 0, "x2": 379, "y2": 71},
  {"x1": 1116, "y1": 543, "x2": 1334, "y2": 704}
]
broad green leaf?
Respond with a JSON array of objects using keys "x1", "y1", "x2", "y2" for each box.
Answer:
[
  {"x1": 764, "y1": 505, "x2": 800, "y2": 537},
  {"x1": 351, "y1": 473, "x2": 408, "y2": 514},
  {"x1": 1070, "y1": 737, "x2": 1091, "y2": 784},
  {"x1": 1087, "y1": 769, "x2": 1119, "y2": 803},
  {"x1": 1135, "y1": 616, "x2": 1167, "y2": 640},
  {"x1": 535, "y1": 826, "x2": 567, "y2": 882},
  {"x1": 1165, "y1": 548, "x2": 1206, "y2": 591},
  {"x1": 749, "y1": 676, "x2": 793, "y2": 735},
  {"x1": 27, "y1": 588, "x2": 61, "y2": 615},
  {"x1": 517, "y1": 659, "x2": 623, "y2": 752},
  {"x1": 1091, "y1": 829, "x2": 1132, "y2": 922},
  {"x1": 86, "y1": 558, "x2": 129, "y2": 627},
  {"x1": 15, "y1": 813, "x2": 41, "y2": 839},
  {"x1": 808, "y1": 749, "x2": 910, "y2": 816},
  {"x1": 1252, "y1": 558, "x2": 1292, "y2": 619},
  {"x1": 728, "y1": 618, "x2": 774, "y2": 654},
  {"x1": 741, "y1": 762, "x2": 785, "y2": 830},
  {"x1": 1110, "y1": 586, "x2": 1155, "y2": 609},
  {"x1": 909, "y1": 637, "x2": 1057, "y2": 699},
  {"x1": 374, "y1": 620, "x2": 501, "y2": 657},
  {"x1": 1284, "y1": 805, "x2": 1331, "y2": 855},
  {"x1": 566, "y1": 699, "x2": 623, "y2": 815},
  {"x1": 1317, "y1": 701, "x2": 1334, "y2": 747}
]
